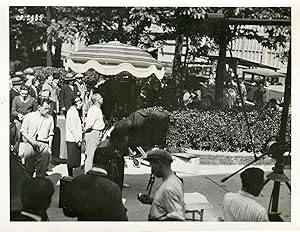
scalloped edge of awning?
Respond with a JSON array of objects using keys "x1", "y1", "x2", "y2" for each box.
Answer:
[{"x1": 64, "y1": 59, "x2": 166, "y2": 80}]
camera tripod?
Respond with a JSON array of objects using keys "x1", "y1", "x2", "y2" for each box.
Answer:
[
  {"x1": 221, "y1": 44, "x2": 291, "y2": 221},
  {"x1": 263, "y1": 162, "x2": 291, "y2": 221}
]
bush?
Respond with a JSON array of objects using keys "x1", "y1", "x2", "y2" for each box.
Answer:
[
  {"x1": 141, "y1": 106, "x2": 291, "y2": 153},
  {"x1": 32, "y1": 66, "x2": 67, "y2": 83}
]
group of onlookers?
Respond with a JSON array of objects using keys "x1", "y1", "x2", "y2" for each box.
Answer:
[
  {"x1": 9, "y1": 69, "x2": 89, "y2": 177},
  {"x1": 9, "y1": 68, "x2": 129, "y2": 220},
  {"x1": 181, "y1": 76, "x2": 270, "y2": 110},
  {"x1": 10, "y1": 69, "x2": 271, "y2": 222}
]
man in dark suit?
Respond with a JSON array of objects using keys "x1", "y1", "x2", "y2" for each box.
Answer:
[
  {"x1": 29, "y1": 77, "x2": 40, "y2": 99},
  {"x1": 10, "y1": 76, "x2": 22, "y2": 112},
  {"x1": 59, "y1": 73, "x2": 79, "y2": 114},
  {"x1": 12, "y1": 177, "x2": 54, "y2": 221},
  {"x1": 63, "y1": 146, "x2": 128, "y2": 221}
]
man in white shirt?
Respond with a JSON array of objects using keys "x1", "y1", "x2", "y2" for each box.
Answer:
[
  {"x1": 84, "y1": 93, "x2": 105, "y2": 173},
  {"x1": 66, "y1": 96, "x2": 83, "y2": 176},
  {"x1": 137, "y1": 149, "x2": 185, "y2": 221},
  {"x1": 222, "y1": 167, "x2": 269, "y2": 221},
  {"x1": 21, "y1": 98, "x2": 54, "y2": 177}
]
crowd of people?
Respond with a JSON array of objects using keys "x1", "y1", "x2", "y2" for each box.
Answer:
[
  {"x1": 9, "y1": 68, "x2": 271, "y2": 222},
  {"x1": 10, "y1": 69, "x2": 87, "y2": 177}
]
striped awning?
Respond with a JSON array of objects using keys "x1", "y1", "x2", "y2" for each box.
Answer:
[{"x1": 64, "y1": 41, "x2": 165, "y2": 79}]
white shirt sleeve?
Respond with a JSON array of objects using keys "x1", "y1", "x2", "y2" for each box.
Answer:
[
  {"x1": 20, "y1": 113, "x2": 30, "y2": 134},
  {"x1": 67, "y1": 108, "x2": 82, "y2": 142},
  {"x1": 162, "y1": 189, "x2": 185, "y2": 221},
  {"x1": 85, "y1": 106, "x2": 96, "y2": 130}
]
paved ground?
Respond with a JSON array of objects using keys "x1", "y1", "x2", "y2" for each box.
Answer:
[{"x1": 45, "y1": 157, "x2": 291, "y2": 222}]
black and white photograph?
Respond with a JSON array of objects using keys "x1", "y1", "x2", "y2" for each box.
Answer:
[{"x1": 2, "y1": 2, "x2": 299, "y2": 231}]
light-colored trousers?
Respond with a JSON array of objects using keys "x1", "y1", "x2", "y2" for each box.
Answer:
[{"x1": 84, "y1": 130, "x2": 101, "y2": 173}]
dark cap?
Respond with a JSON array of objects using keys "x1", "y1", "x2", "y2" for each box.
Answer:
[
  {"x1": 145, "y1": 149, "x2": 173, "y2": 163},
  {"x1": 53, "y1": 72, "x2": 60, "y2": 79}
]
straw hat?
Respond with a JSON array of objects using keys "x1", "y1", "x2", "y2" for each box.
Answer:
[
  {"x1": 11, "y1": 77, "x2": 23, "y2": 85},
  {"x1": 75, "y1": 73, "x2": 84, "y2": 79},
  {"x1": 64, "y1": 73, "x2": 75, "y2": 81},
  {"x1": 15, "y1": 71, "x2": 24, "y2": 77},
  {"x1": 23, "y1": 68, "x2": 34, "y2": 75}
]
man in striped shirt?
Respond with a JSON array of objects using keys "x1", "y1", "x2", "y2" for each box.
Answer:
[{"x1": 222, "y1": 167, "x2": 269, "y2": 221}]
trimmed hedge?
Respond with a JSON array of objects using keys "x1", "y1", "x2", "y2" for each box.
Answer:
[{"x1": 140, "y1": 106, "x2": 291, "y2": 153}]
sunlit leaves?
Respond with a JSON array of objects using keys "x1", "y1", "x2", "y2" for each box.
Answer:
[{"x1": 141, "y1": 106, "x2": 291, "y2": 153}]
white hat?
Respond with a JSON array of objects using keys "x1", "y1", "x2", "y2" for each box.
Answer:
[{"x1": 75, "y1": 73, "x2": 84, "y2": 79}]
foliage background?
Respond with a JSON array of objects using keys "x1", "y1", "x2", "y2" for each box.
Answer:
[
  {"x1": 28, "y1": 66, "x2": 291, "y2": 154},
  {"x1": 142, "y1": 106, "x2": 291, "y2": 153}
]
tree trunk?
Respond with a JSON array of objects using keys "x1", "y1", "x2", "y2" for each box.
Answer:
[
  {"x1": 53, "y1": 38, "x2": 62, "y2": 67},
  {"x1": 215, "y1": 35, "x2": 227, "y2": 108},
  {"x1": 117, "y1": 17, "x2": 124, "y2": 42},
  {"x1": 46, "y1": 36, "x2": 53, "y2": 67},
  {"x1": 46, "y1": 6, "x2": 53, "y2": 67},
  {"x1": 172, "y1": 34, "x2": 184, "y2": 75},
  {"x1": 183, "y1": 36, "x2": 189, "y2": 67}
]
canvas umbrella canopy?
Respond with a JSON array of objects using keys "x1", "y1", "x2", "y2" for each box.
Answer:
[{"x1": 64, "y1": 41, "x2": 166, "y2": 80}]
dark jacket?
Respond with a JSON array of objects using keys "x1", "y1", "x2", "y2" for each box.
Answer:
[
  {"x1": 97, "y1": 140, "x2": 125, "y2": 191},
  {"x1": 63, "y1": 169, "x2": 127, "y2": 221},
  {"x1": 10, "y1": 89, "x2": 19, "y2": 112},
  {"x1": 48, "y1": 100, "x2": 57, "y2": 127},
  {"x1": 253, "y1": 88, "x2": 265, "y2": 107},
  {"x1": 59, "y1": 84, "x2": 79, "y2": 111},
  {"x1": 10, "y1": 152, "x2": 31, "y2": 219},
  {"x1": 29, "y1": 86, "x2": 39, "y2": 99}
]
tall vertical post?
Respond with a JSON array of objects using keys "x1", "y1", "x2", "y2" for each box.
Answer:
[
  {"x1": 46, "y1": 6, "x2": 53, "y2": 67},
  {"x1": 215, "y1": 33, "x2": 227, "y2": 107},
  {"x1": 268, "y1": 43, "x2": 291, "y2": 218}
]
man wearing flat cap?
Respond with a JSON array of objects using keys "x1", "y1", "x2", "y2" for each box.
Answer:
[
  {"x1": 59, "y1": 73, "x2": 79, "y2": 114},
  {"x1": 137, "y1": 149, "x2": 185, "y2": 221},
  {"x1": 74, "y1": 73, "x2": 87, "y2": 100}
]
